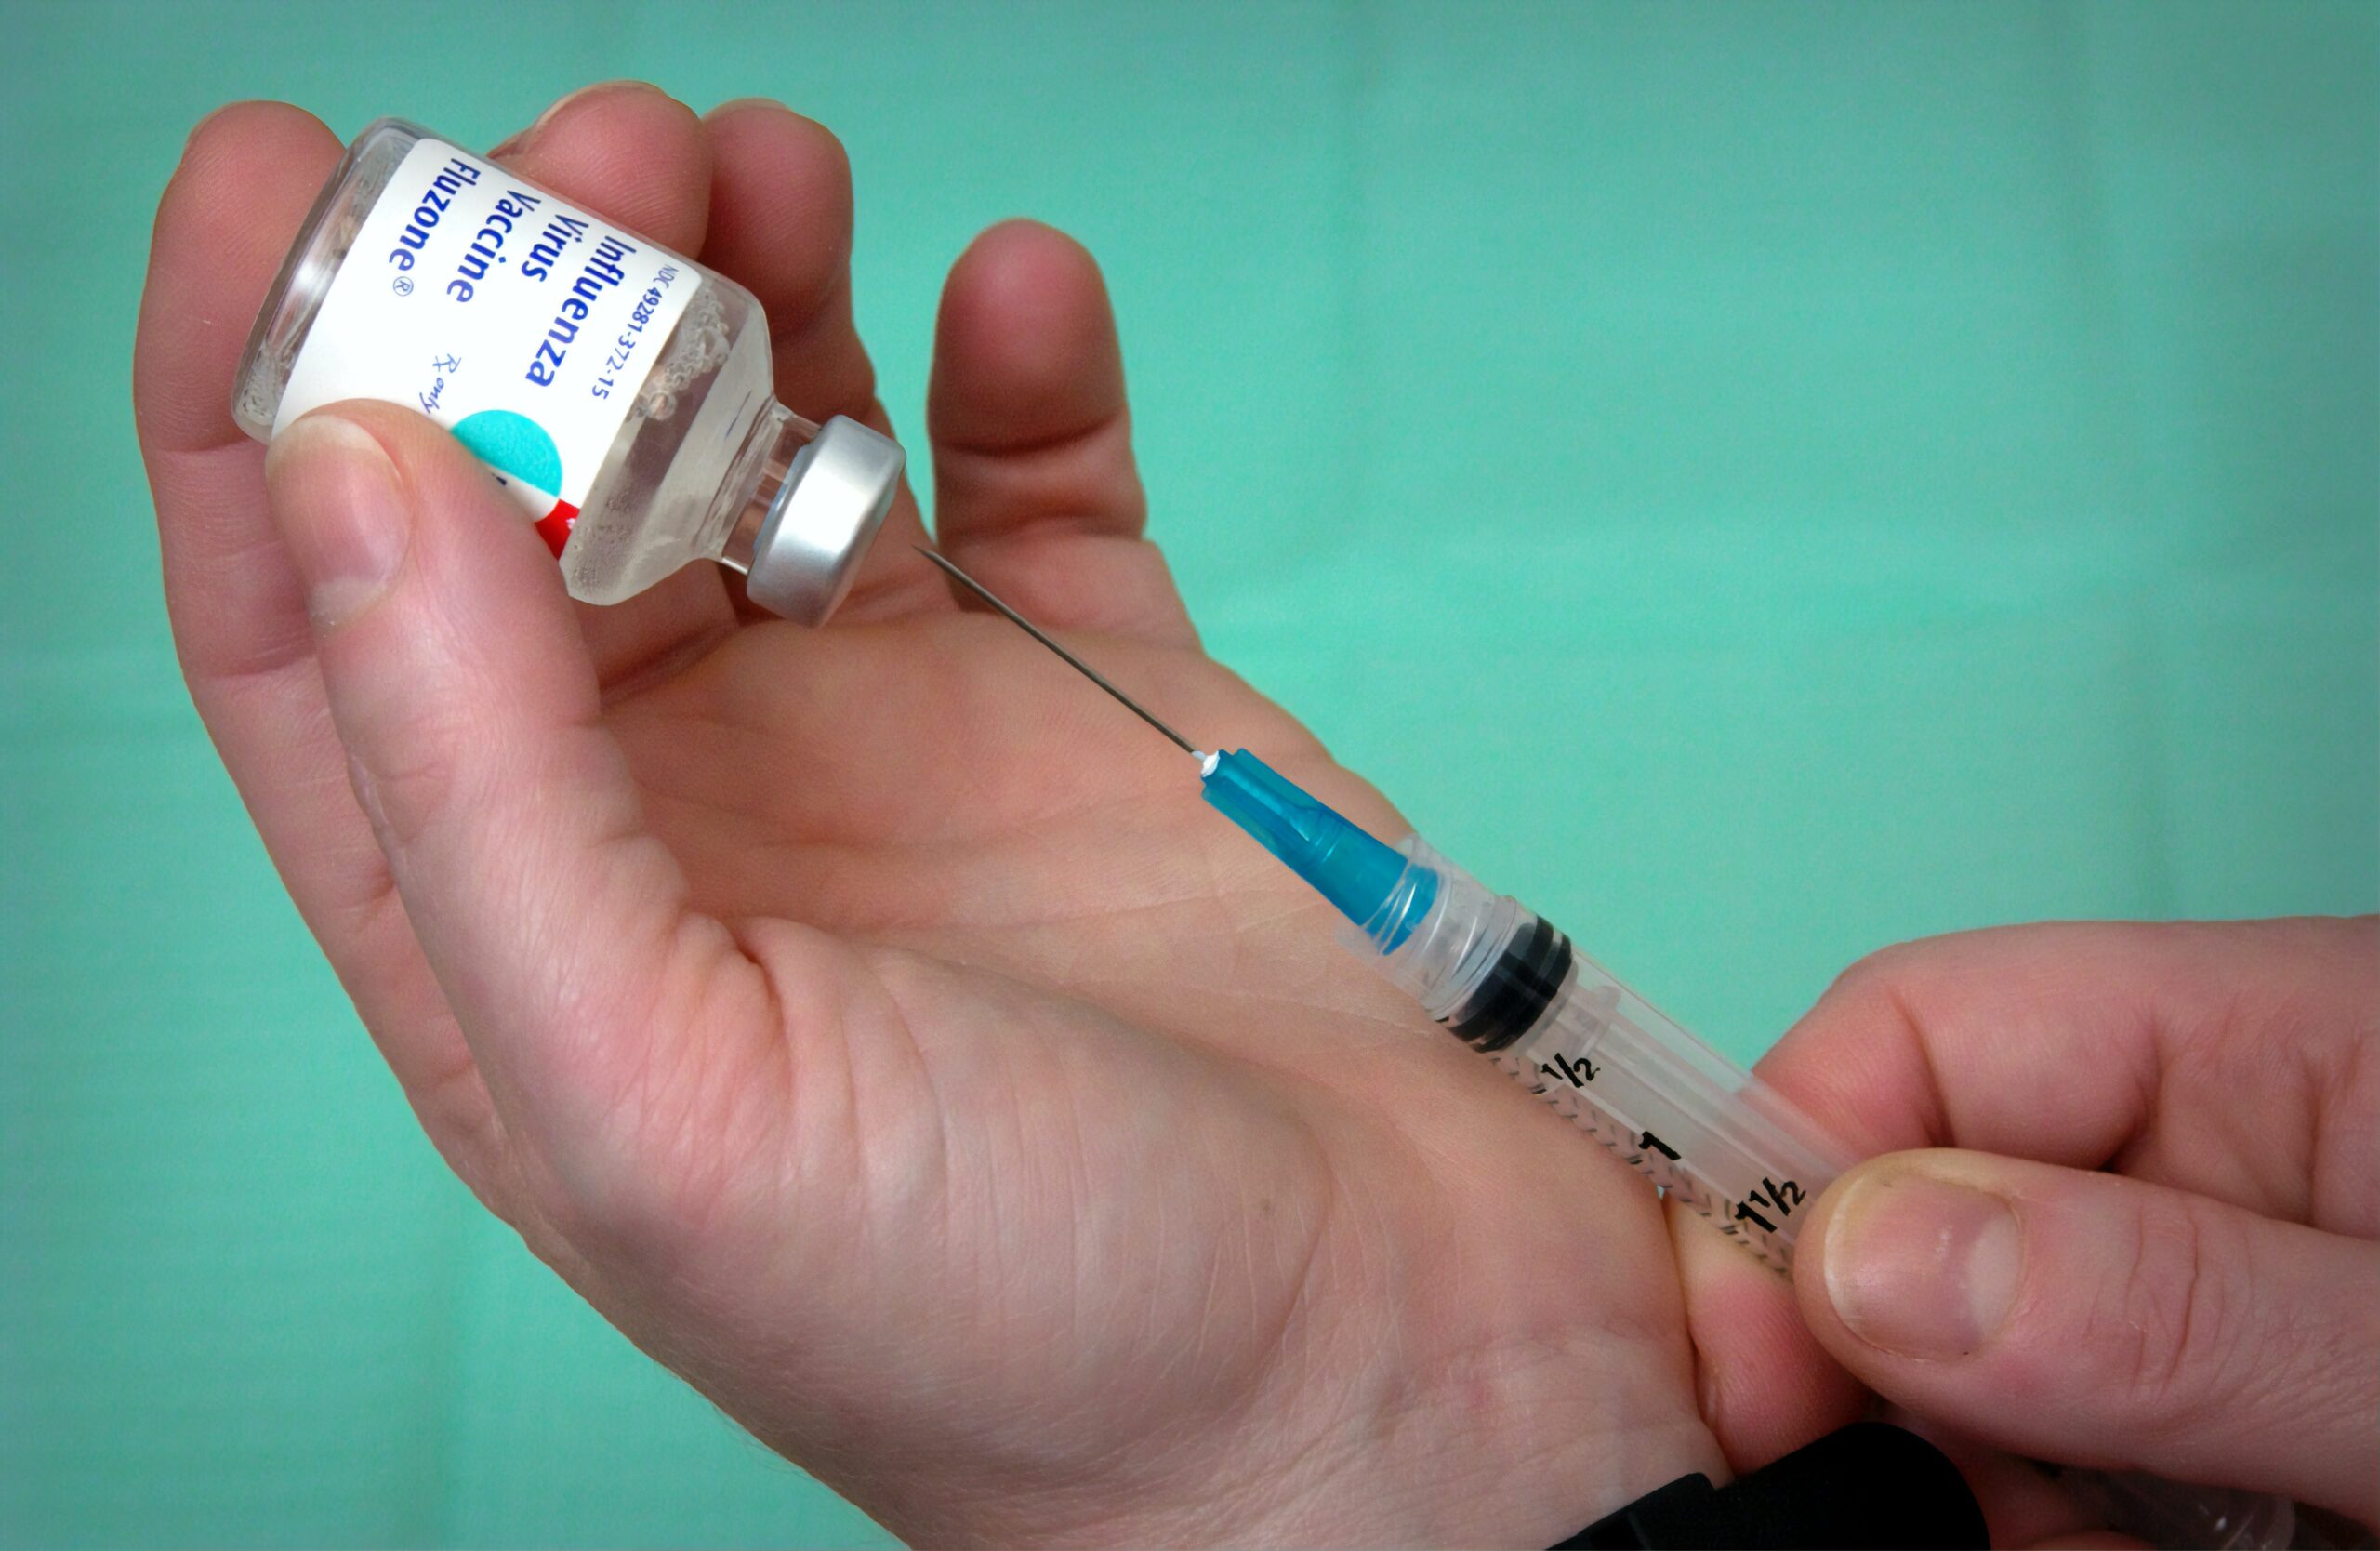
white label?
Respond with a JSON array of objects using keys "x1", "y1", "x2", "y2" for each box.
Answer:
[{"x1": 275, "y1": 137, "x2": 695, "y2": 556}]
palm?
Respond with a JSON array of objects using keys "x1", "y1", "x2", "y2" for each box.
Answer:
[
  {"x1": 138, "y1": 90, "x2": 1720, "y2": 1545},
  {"x1": 596, "y1": 616, "x2": 1711, "y2": 1542}
]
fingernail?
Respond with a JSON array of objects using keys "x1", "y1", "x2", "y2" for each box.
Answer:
[
  {"x1": 702, "y1": 96, "x2": 788, "y2": 125},
  {"x1": 1822, "y1": 1163, "x2": 2022, "y2": 1359},
  {"x1": 180, "y1": 101, "x2": 238, "y2": 159},
  {"x1": 493, "y1": 79, "x2": 665, "y2": 157},
  {"x1": 264, "y1": 414, "x2": 410, "y2": 629}
]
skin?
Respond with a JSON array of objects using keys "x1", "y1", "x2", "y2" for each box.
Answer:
[
  {"x1": 136, "y1": 84, "x2": 2374, "y2": 1547},
  {"x1": 1689, "y1": 921, "x2": 2380, "y2": 1540}
]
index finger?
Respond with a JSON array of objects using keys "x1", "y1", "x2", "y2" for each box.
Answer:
[
  {"x1": 1673, "y1": 915, "x2": 2374, "y2": 1491},
  {"x1": 696, "y1": 99, "x2": 944, "y2": 619},
  {"x1": 134, "y1": 104, "x2": 524, "y2": 1199},
  {"x1": 1758, "y1": 917, "x2": 2378, "y2": 1234}
]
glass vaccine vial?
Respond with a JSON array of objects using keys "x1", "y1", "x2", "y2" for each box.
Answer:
[{"x1": 232, "y1": 118, "x2": 903, "y2": 623}]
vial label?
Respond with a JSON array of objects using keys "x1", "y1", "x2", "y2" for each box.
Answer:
[{"x1": 275, "y1": 138, "x2": 696, "y2": 556}]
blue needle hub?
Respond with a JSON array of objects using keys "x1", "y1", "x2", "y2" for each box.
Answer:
[{"x1": 1199, "y1": 749, "x2": 1437, "y2": 952}]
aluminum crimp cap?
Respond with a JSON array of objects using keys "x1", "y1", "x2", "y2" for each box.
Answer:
[{"x1": 745, "y1": 415, "x2": 905, "y2": 625}]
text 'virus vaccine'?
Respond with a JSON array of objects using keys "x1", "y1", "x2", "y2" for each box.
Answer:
[{"x1": 232, "y1": 117, "x2": 903, "y2": 623}]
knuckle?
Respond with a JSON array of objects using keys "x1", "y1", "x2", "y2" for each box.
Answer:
[
  {"x1": 348, "y1": 733, "x2": 463, "y2": 855},
  {"x1": 340, "y1": 672, "x2": 509, "y2": 857},
  {"x1": 549, "y1": 1075, "x2": 741, "y2": 1271},
  {"x1": 1817, "y1": 939, "x2": 1937, "y2": 1025},
  {"x1": 2096, "y1": 1192, "x2": 2244, "y2": 1419},
  {"x1": 534, "y1": 941, "x2": 780, "y2": 1271},
  {"x1": 1818, "y1": 926, "x2": 2048, "y2": 1019}
]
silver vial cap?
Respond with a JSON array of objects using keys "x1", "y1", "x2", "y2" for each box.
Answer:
[{"x1": 744, "y1": 416, "x2": 905, "y2": 625}]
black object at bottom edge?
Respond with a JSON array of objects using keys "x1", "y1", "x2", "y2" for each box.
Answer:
[{"x1": 1552, "y1": 1422, "x2": 1987, "y2": 1550}]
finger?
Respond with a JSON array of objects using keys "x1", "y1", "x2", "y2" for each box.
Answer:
[
  {"x1": 698, "y1": 99, "x2": 943, "y2": 618},
  {"x1": 497, "y1": 81, "x2": 710, "y2": 255},
  {"x1": 1798, "y1": 1148, "x2": 2380, "y2": 1522},
  {"x1": 136, "y1": 102, "x2": 509, "y2": 1194},
  {"x1": 138, "y1": 102, "x2": 339, "y2": 681},
  {"x1": 1755, "y1": 919, "x2": 2379, "y2": 1234},
  {"x1": 1668, "y1": 1206, "x2": 2126, "y2": 1545},
  {"x1": 1664, "y1": 1195, "x2": 1864, "y2": 1472},
  {"x1": 261, "y1": 401, "x2": 789, "y2": 1233},
  {"x1": 926, "y1": 220, "x2": 1187, "y2": 645},
  {"x1": 492, "y1": 81, "x2": 743, "y2": 678}
]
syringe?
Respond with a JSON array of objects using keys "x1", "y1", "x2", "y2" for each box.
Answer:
[
  {"x1": 920, "y1": 549, "x2": 2294, "y2": 1548},
  {"x1": 921, "y1": 546, "x2": 1844, "y2": 1271},
  {"x1": 1198, "y1": 746, "x2": 1846, "y2": 1272}
]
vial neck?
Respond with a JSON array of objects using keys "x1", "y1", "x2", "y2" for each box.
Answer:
[{"x1": 716, "y1": 400, "x2": 821, "y2": 574}]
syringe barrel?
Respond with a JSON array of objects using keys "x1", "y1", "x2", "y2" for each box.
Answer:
[
  {"x1": 1514, "y1": 948, "x2": 1847, "y2": 1270},
  {"x1": 1350, "y1": 839, "x2": 1847, "y2": 1272}
]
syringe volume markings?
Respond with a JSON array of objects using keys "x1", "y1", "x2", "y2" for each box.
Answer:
[
  {"x1": 1733, "y1": 1177, "x2": 1807, "y2": 1235},
  {"x1": 1638, "y1": 1131, "x2": 1680, "y2": 1160},
  {"x1": 1540, "y1": 1053, "x2": 1598, "y2": 1088}
]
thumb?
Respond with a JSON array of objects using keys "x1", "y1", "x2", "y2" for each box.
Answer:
[
  {"x1": 262, "y1": 404, "x2": 780, "y2": 1229},
  {"x1": 1794, "y1": 1149, "x2": 2380, "y2": 1523}
]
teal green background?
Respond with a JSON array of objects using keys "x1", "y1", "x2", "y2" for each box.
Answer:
[{"x1": 4, "y1": 2, "x2": 2373, "y2": 1545}]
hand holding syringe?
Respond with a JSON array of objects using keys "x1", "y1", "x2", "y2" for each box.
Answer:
[{"x1": 922, "y1": 548, "x2": 2320, "y2": 1551}]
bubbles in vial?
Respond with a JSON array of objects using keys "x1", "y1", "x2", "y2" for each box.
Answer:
[
  {"x1": 635, "y1": 287, "x2": 732, "y2": 423},
  {"x1": 242, "y1": 135, "x2": 407, "y2": 433}
]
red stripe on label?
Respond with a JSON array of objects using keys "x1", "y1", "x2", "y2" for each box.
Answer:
[{"x1": 536, "y1": 501, "x2": 579, "y2": 559}]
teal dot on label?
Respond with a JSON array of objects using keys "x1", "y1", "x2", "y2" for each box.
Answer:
[{"x1": 452, "y1": 409, "x2": 563, "y2": 493}]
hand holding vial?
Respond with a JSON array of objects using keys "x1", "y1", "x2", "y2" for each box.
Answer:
[{"x1": 137, "y1": 84, "x2": 1719, "y2": 1545}]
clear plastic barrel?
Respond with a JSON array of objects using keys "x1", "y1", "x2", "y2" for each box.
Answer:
[
  {"x1": 1501, "y1": 949, "x2": 1847, "y2": 1272},
  {"x1": 1352, "y1": 840, "x2": 1847, "y2": 1271}
]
